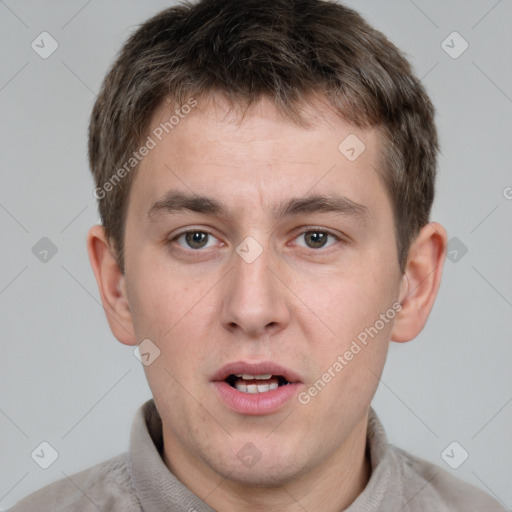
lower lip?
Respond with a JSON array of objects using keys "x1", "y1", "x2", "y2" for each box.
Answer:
[{"x1": 212, "y1": 381, "x2": 301, "y2": 415}]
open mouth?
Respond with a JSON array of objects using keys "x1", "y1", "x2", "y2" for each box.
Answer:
[
  {"x1": 213, "y1": 363, "x2": 301, "y2": 414},
  {"x1": 225, "y1": 373, "x2": 290, "y2": 394}
]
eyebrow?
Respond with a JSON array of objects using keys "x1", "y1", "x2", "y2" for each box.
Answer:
[{"x1": 147, "y1": 191, "x2": 368, "y2": 222}]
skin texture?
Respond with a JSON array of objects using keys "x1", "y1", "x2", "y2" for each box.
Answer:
[{"x1": 87, "y1": 95, "x2": 447, "y2": 512}]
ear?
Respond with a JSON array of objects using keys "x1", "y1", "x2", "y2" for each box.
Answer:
[
  {"x1": 86, "y1": 225, "x2": 137, "y2": 346},
  {"x1": 390, "y1": 222, "x2": 447, "y2": 343}
]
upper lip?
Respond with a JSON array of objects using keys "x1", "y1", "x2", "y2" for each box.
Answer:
[{"x1": 211, "y1": 361, "x2": 303, "y2": 383}]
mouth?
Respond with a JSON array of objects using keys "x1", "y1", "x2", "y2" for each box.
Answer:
[
  {"x1": 211, "y1": 362, "x2": 302, "y2": 415},
  {"x1": 224, "y1": 373, "x2": 291, "y2": 394}
]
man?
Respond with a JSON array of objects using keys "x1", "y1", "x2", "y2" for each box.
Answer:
[{"x1": 9, "y1": 0, "x2": 506, "y2": 510}]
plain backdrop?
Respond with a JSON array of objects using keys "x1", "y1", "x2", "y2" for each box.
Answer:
[{"x1": 1, "y1": 0, "x2": 511, "y2": 509}]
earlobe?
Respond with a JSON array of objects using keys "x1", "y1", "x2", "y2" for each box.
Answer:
[
  {"x1": 390, "y1": 222, "x2": 447, "y2": 343},
  {"x1": 86, "y1": 225, "x2": 137, "y2": 346}
]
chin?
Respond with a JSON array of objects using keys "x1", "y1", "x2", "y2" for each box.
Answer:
[
  {"x1": 226, "y1": 464, "x2": 304, "y2": 488},
  {"x1": 206, "y1": 444, "x2": 309, "y2": 488}
]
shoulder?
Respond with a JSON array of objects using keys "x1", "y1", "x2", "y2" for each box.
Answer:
[
  {"x1": 7, "y1": 452, "x2": 141, "y2": 512},
  {"x1": 391, "y1": 445, "x2": 507, "y2": 511}
]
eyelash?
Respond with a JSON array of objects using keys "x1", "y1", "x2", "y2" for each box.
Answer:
[{"x1": 167, "y1": 227, "x2": 343, "y2": 252}]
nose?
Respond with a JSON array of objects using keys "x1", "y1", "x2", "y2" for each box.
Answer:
[{"x1": 220, "y1": 242, "x2": 291, "y2": 339}]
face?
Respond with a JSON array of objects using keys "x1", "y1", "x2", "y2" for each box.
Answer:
[{"x1": 121, "y1": 96, "x2": 404, "y2": 486}]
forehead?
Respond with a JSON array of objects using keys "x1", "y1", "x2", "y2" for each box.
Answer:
[{"x1": 128, "y1": 95, "x2": 390, "y2": 223}]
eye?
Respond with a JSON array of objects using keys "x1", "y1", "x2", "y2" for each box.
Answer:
[
  {"x1": 172, "y1": 230, "x2": 220, "y2": 250},
  {"x1": 293, "y1": 229, "x2": 340, "y2": 250},
  {"x1": 169, "y1": 228, "x2": 341, "y2": 252}
]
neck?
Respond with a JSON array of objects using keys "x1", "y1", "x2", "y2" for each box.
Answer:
[{"x1": 162, "y1": 412, "x2": 372, "y2": 512}]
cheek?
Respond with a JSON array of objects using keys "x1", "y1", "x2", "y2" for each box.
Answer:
[
  {"x1": 297, "y1": 263, "x2": 397, "y2": 347},
  {"x1": 292, "y1": 258, "x2": 399, "y2": 413},
  {"x1": 128, "y1": 267, "x2": 217, "y2": 384},
  {"x1": 127, "y1": 254, "x2": 196, "y2": 338},
  {"x1": 297, "y1": 282, "x2": 394, "y2": 427}
]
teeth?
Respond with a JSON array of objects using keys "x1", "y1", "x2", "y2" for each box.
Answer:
[
  {"x1": 234, "y1": 381, "x2": 278, "y2": 393},
  {"x1": 235, "y1": 382, "x2": 247, "y2": 393},
  {"x1": 230, "y1": 372, "x2": 283, "y2": 393},
  {"x1": 237, "y1": 373, "x2": 273, "y2": 380},
  {"x1": 255, "y1": 374, "x2": 272, "y2": 380}
]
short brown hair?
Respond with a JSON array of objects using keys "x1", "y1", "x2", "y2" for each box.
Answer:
[{"x1": 89, "y1": 0, "x2": 438, "y2": 274}]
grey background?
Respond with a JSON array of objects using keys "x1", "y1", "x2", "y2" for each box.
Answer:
[{"x1": 1, "y1": 0, "x2": 511, "y2": 509}]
